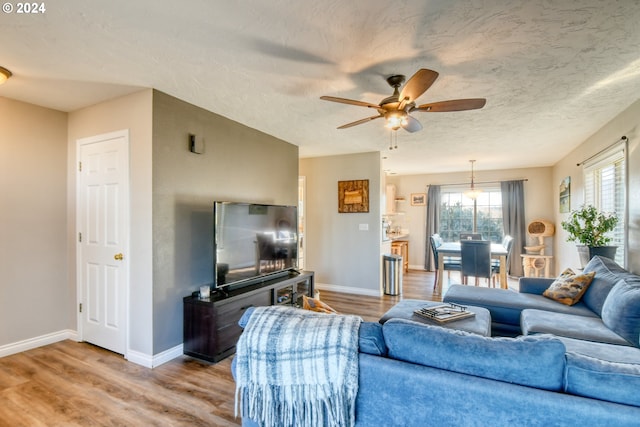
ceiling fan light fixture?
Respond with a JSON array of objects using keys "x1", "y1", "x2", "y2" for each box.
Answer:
[
  {"x1": 385, "y1": 111, "x2": 408, "y2": 130},
  {"x1": 0, "y1": 66, "x2": 12, "y2": 84}
]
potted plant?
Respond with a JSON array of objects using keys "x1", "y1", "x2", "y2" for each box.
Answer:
[{"x1": 561, "y1": 204, "x2": 619, "y2": 267}]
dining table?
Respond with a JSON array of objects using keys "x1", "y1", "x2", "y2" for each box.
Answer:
[{"x1": 435, "y1": 241, "x2": 509, "y2": 294}]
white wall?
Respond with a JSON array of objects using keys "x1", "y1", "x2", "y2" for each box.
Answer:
[
  {"x1": 387, "y1": 167, "x2": 554, "y2": 270},
  {"x1": 68, "y1": 90, "x2": 154, "y2": 356},
  {"x1": 552, "y1": 98, "x2": 640, "y2": 274},
  {"x1": 300, "y1": 152, "x2": 382, "y2": 295},
  {"x1": 0, "y1": 97, "x2": 69, "y2": 348}
]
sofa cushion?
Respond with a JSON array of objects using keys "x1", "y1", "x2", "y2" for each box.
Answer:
[
  {"x1": 444, "y1": 284, "x2": 597, "y2": 327},
  {"x1": 601, "y1": 277, "x2": 640, "y2": 347},
  {"x1": 382, "y1": 318, "x2": 566, "y2": 390},
  {"x1": 542, "y1": 268, "x2": 595, "y2": 305},
  {"x1": 564, "y1": 352, "x2": 640, "y2": 407},
  {"x1": 581, "y1": 256, "x2": 630, "y2": 316},
  {"x1": 559, "y1": 336, "x2": 640, "y2": 363},
  {"x1": 521, "y1": 309, "x2": 630, "y2": 346},
  {"x1": 358, "y1": 321, "x2": 387, "y2": 356}
]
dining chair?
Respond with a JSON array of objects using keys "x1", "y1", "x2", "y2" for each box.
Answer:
[
  {"x1": 430, "y1": 234, "x2": 462, "y2": 290},
  {"x1": 460, "y1": 233, "x2": 483, "y2": 241},
  {"x1": 492, "y1": 235, "x2": 514, "y2": 286},
  {"x1": 460, "y1": 240, "x2": 494, "y2": 286}
]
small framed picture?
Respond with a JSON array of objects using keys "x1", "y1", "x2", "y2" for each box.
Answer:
[
  {"x1": 411, "y1": 193, "x2": 426, "y2": 206},
  {"x1": 559, "y1": 176, "x2": 571, "y2": 213},
  {"x1": 338, "y1": 179, "x2": 369, "y2": 213}
]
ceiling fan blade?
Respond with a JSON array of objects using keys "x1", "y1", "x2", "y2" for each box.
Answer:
[
  {"x1": 399, "y1": 69, "x2": 439, "y2": 104},
  {"x1": 413, "y1": 98, "x2": 487, "y2": 112},
  {"x1": 402, "y1": 115, "x2": 422, "y2": 133},
  {"x1": 320, "y1": 96, "x2": 380, "y2": 109},
  {"x1": 337, "y1": 115, "x2": 383, "y2": 129}
]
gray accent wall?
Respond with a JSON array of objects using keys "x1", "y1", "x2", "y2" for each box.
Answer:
[{"x1": 151, "y1": 90, "x2": 298, "y2": 354}]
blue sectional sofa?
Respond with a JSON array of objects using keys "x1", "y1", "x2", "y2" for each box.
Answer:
[
  {"x1": 234, "y1": 266, "x2": 640, "y2": 426},
  {"x1": 444, "y1": 255, "x2": 640, "y2": 346}
]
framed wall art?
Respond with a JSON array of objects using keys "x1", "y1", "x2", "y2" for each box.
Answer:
[
  {"x1": 559, "y1": 176, "x2": 571, "y2": 213},
  {"x1": 338, "y1": 179, "x2": 369, "y2": 213},
  {"x1": 411, "y1": 193, "x2": 426, "y2": 206}
]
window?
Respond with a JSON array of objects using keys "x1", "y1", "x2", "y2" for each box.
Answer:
[
  {"x1": 439, "y1": 187, "x2": 503, "y2": 242},
  {"x1": 583, "y1": 146, "x2": 626, "y2": 265}
]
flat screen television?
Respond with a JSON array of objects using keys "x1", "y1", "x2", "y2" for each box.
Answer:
[{"x1": 213, "y1": 201, "x2": 298, "y2": 290}]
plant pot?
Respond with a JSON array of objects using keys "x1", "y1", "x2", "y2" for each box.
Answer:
[
  {"x1": 576, "y1": 245, "x2": 617, "y2": 268},
  {"x1": 589, "y1": 246, "x2": 617, "y2": 261}
]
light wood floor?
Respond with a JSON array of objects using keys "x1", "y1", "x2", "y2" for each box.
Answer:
[{"x1": 0, "y1": 270, "x2": 513, "y2": 426}]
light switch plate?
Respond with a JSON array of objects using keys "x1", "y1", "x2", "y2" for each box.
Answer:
[{"x1": 359, "y1": 223, "x2": 369, "y2": 231}]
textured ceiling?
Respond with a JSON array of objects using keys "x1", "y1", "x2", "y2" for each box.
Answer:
[{"x1": 2, "y1": 0, "x2": 640, "y2": 174}]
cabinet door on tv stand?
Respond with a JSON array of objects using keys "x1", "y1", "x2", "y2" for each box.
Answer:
[
  {"x1": 183, "y1": 299, "x2": 218, "y2": 362},
  {"x1": 214, "y1": 290, "x2": 271, "y2": 359}
]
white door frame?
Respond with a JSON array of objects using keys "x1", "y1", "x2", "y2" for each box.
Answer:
[{"x1": 76, "y1": 129, "x2": 130, "y2": 358}]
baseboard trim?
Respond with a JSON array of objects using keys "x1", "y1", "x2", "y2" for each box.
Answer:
[
  {"x1": 127, "y1": 344, "x2": 184, "y2": 369},
  {"x1": 0, "y1": 329, "x2": 78, "y2": 358},
  {"x1": 315, "y1": 282, "x2": 381, "y2": 297}
]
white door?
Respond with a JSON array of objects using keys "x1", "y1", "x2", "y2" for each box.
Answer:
[{"x1": 77, "y1": 130, "x2": 129, "y2": 355}]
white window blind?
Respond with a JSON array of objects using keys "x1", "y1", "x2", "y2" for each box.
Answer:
[{"x1": 583, "y1": 146, "x2": 626, "y2": 265}]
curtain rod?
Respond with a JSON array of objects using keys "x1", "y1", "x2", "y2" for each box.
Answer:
[
  {"x1": 427, "y1": 179, "x2": 528, "y2": 187},
  {"x1": 577, "y1": 136, "x2": 628, "y2": 167}
]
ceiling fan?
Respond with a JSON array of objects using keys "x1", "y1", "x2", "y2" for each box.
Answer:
[{"x1": 320, "y1": 68, "x2": 486, "y2": 133}]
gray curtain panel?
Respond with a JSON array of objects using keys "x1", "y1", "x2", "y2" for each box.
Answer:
[
  {"x1": 424, "y1": 185, "x2": 441, "y2": 271},
  {"x1": 500, "y1": 180, "x2": 526, "y2": 277}
]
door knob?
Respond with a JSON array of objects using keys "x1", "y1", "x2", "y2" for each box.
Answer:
[{"x1": 114, "y1": 253, "x2": 124, "y2": 261}]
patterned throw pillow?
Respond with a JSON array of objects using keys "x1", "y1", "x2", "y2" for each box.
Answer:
[
  {"x1": 302, "y1": 295, "x2": 337, "y2": 314},
  {"x1": 543, "y1": 268, "x2": 596, "y2": 305}
]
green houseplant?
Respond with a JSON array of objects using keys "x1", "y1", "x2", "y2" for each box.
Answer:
[{"x1": 561, "y1": 205, "x2": 619, "y2": 267}]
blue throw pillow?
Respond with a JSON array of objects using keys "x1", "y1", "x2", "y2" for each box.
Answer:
[
  {"x1": 382, "y1": 319, "x2": 566, "y2": 390},
  {"x1": 582, "y1": 256, "x2": 629, "y2": 315},
  {"x1": 601, "y1": 278, "x2": 640, "y2": 347}
]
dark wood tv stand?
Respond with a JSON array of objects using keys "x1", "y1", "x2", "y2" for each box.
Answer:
[{"x1": 183, "y1": 270, "x2": 314, "y2": 363}]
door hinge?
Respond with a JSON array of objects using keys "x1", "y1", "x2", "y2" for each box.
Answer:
[
  {"x1": 78, "y1": 161, "x2": 82, "y2": 172},
  {"x1": 79, "y1": 303, "x2": 82, "y2": 313},
  {"x1": 78, "y1": 232, "x2": 82, "y2": 242}
]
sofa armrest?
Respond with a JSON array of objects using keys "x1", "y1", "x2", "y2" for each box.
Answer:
[{"x1": 519, "y1": 277, "x2": 554, "y2": 295}]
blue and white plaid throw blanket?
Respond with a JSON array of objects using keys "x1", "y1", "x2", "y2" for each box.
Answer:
[{"x1": 235, "y1": 305, "x2": 362, "y2": 427}]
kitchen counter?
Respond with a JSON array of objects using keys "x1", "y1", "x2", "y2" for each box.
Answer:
[{"x1": 387, "y1": 233, "x2": 409, "y2": 240}]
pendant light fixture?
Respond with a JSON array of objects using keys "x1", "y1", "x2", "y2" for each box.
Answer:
[
  {"x1": 465, "y1": 160, "x2": 482, "y2": 200},
  {"x1": 0, "y1": 66, "x2": 12, "y2": 84}
]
